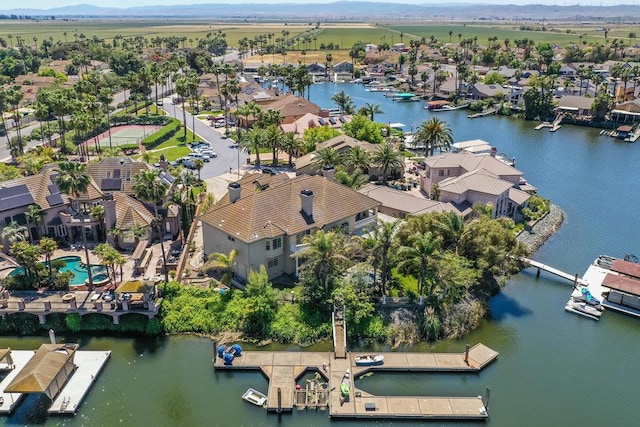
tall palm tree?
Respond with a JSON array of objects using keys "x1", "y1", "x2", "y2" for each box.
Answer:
[
  {"x1": 334, "y1": 167, "x2": 368, "y2": 190},
  {"x1": 97, "y1": 88, "x2": 114, "y2": 150},
  {"x1": 344, "y1": 146, "x2": 370, "y2": 172},
  {"x1": 360, "y1": 220, "x2": 398, "y2": 295},
  {"x1": 414, "y1": 117, "x2": 454, "y2": 157},
  {"x1": 205, "y1": 249, "x2": 237, "y2": 286},
  {"x1": 397, "y1": 232, "x2": 440, "y2": 297},
  {"x1": 264, "y1": 124, "x2": 283, "y2": 167},
  {"x1": 362, "y1": 102, "x2": 382, "y2": 121},
  {"x1": 372, "y1": 144, "x2": 403, "y2": 185},
  {"x1": 26, "y1": 204, "x2": 43, "y2": 241},
  {"x1": 175, "y1": 76, "x2": 190, "y2": 137},
  {"x1": 55, "y1": 161, "x2": 95, "y2": 289},
  {"x1": 90, "y1": 205, "x2": 106, "y2": 242},
  {"x1": 132, "y1": 169, "x2": 170, "y2": 283},
  {"x1": 39, "y1": 237, "x2": 58, "y2": 279},
  {"x1": 312, "y1": 146, "x2": 342, "y2": 172},
  {"x1": 331, "y1": 90, "x2": 355, "y2": 114},
  {"x1": 280, "y1": 131, "x2": 299, "y2": 168},
  {"x1": 239, "y1": 127, "x2": 265, "y2": 167}
]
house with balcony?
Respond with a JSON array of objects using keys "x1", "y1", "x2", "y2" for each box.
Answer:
[
  {"x1": 420, "y1": 152, "x2": 533, "y2": 220},
  {"x1": 199, "y1": 173, "x2": 381, "y2": 281}
]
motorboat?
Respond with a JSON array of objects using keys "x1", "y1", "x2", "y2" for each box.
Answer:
[
  {"x1": 340, "y1": 369, "x2": 351, "y2": 398},
  {"x1": 428, "y1": 104, "x2": 468, "y2": 112},
  {"x1": 581, "y1": 287, "x2": 602, "y2": 306},
  {"x1": 354, "y1": 354, "x2": 384, "y2": 366},
  {"x1": 242, "y1": 388, "x2": 267, "y2": 407},
  {"x1": 566, "y1": 300, "x2": 603, "y2": 319}
]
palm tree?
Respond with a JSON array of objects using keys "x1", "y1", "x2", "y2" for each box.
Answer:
[
  {"x1": 91, "y1": 205, "x2": 106, "y2": 242},
  {"x1": 344, "y1": 146, "x2": 370, "y2": 172},
  {"x1": 132, "y1": 169, "x2": 170, "y2": 283},
  {"x1": 372, "y1": 144, "x2": 403, "y2": 185},
  {"x1": 175, "y1": 76, "x2": 190, "y2": 137},
  {"x1": 194, "y1": 159, "x2": 204, "y2": 181},
  {"x1": 264, "y1": 124, "x2": 283, "y2": 167},
  {"x1": 397, "y1": 232, "x2": 440, "y2": 297},
  {"x1": 97, "y1": 88, "x2": 114, "y2": 150},
  {"x1": 312, "y1": 146, "x2": 342, "y2": 172},
  {"x1": 1, "y1": 221, "x2": 27, "y2": 253},
  {"x1": 26, "y1": 204, "x2": 43, "y2": 241},
  {"x1": 205, "y1": 249, "x2": 237, "y2": 286},
  {"x1": 56, "y1": 161, "x2": 94, "y2": 289},
  {"x1": 414, "y1": 117, "x2": 454, "y2": 157},
  {"x1": 334, "y1": 168, "x2": 368, "y2": 190},
  {"x1": 295, "y1": 230, "x2": 348, "y2": 302},
  {"x1": 39, "y1": 237, "x2": 58, "y2": 279},
  {"x1": 331, "y1": 90, "x2": 354, "y2": 114},
  {"x1": 361, "y1": 220, "x2": 398, "y2": 295},
  {"x1": 362, "y1": 102, "x2": 382, "y2": 121},
  {"x1": 280, "y1": 131, "x2": 300, "y2": 168},
  {"x1": 239, "y1": 127, "x2": 265, "y2": 167}
]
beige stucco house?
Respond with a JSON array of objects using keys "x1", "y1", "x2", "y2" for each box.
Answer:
[{"x1": 199, "y1": 173, "x2": 381, "y2": 281}]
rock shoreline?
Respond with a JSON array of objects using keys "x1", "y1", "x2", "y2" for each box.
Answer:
[{"x1": 517, "y1": 204, "x2": 564, "y2": 254}]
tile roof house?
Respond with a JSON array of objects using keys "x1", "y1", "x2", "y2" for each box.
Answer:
[
  {"x1": 420, "y1": 153, "x2": 532, "y2": 220},
  {"x1": 611, "y1": 99, "x2": 640, "y2": 123},
  {"x1": 358, "y1": 184, "x2": 463, "y2": 219},
  {"x1": 257, "y1": 93, "x2": 322, "y2": 124},
  {"x1": 199, "y1": 173, "x2": 381, "y2": 280},
  {"x1": 280, "y1": 112, "x2": 352, "y2": 137},
  {"x1": 556, "y1": 95, "x2": 596, "y2": 118},
  {"x1": 0, "y1": 160, "x2": 179, "y2": 250}
]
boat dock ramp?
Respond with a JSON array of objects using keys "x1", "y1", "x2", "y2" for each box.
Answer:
[
  {"x1": 520, "y1": 257, "x2": 587, "y2": 286},
  {"x1": 468, "y1": 108, "x2": 496, "y2": 119},
  {"x1": 214, "y1": 343, "x2": 498, "y2": 421}
]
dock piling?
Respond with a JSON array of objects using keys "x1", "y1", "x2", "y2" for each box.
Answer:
[
  {"x1": 485, "y1": 387, "x2": 491, "y2": 412},
  {"x1": 277, "y1": 387, "x2": 282, "y2": 413},
  {"x1": 464, "y1": 344, "x2": 470, "y2": 365},
  {"x1": 536, "y1": 268, "x2": 541, "y2": 278}
]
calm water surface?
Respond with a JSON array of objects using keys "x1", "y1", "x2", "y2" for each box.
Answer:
[{"x1": 3, "y1": 83, "x2": 640, "y2": 426}]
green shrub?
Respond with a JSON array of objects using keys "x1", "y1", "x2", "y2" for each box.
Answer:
[{"x1": 65, "y1": 313, "x2": 82, "y2": 332}]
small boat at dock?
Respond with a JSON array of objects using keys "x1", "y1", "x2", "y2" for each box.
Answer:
[
  {"x1": 242, "y1": 388, "x2": 267, "y2": 406},
  {"x1": 565, "y1": 300, "x2": 602, "y2": 320},
  {"x1": 354, "y1": 354, "x2": 384, "y2": 366},
  {"x1": 340, "y1": 369, "x2": 351, "y2": 398}
]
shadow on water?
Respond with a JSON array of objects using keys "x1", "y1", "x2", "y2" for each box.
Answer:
[
  {"x1": 131, "y1": 335, "x2": 168, "y2": 355},
  {"x1": 5, "y1": 393, "x2": 51, "y2": 425},
  {"x1": 488, "y1": 292, "x2": 532, "y2": 321}
]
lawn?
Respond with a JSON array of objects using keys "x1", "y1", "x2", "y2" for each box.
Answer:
[
  {"x1": 391, "y1": 267, "x2": 419, "y2": 297},
  {"x1": 132, "y1": 121, "x2": 197, "y2": 162}
]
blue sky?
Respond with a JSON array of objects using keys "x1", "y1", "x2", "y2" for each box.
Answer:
[{"x1": 18, "y1": 1, "x2": 633, "y2": 10}]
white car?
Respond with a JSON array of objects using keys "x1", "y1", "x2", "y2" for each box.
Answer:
[
  {"x1": 196, "y1": 149, "x2": 218, "y2": 158},
  {"x1": 188, "y1": 153, "x2": 210, "y2": 162}
]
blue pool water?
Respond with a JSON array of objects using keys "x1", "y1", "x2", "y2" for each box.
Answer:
[{"x1": 9, "y1": 255, "x2": 107, "y2": 286}]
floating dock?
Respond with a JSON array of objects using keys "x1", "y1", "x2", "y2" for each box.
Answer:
[
  {"x1": 48, "y1": 351, "x2": 111, "y2": 414},
  {"x1": 0, "y1": 350, "x2": 33, "y2": 414},
  {"x1": 214, "y1": 344, "x2": 498, "y2": 420}
]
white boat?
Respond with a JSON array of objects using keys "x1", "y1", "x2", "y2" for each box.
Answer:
[
  {"x1": 565, "y1": 300, "x2": 602, "y2": 320},
  {"x1": 354, "y1": 354, "x2": 384, "y2": 366},
  {"x1": 428, "y1": 104, "x2": 467, "y2": 112},
  {"x1": 242, "y1": 388, "x2": 267, "y2": 406}
]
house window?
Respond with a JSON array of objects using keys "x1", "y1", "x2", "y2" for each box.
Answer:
[
  {"x1": 265, "y1": 240, "x2": 270, "y2": 251},
  {"x1": 439, "y1": 170, "x2": 444, "y2": 176},
  {"x1": 267, "y1": 258, "x2": 279, "y2": 268},
  {"x1": 273, "y1": 237, "x2": 282, "y2": 249},
  {"x1": 296, "y1": 230, "x2": 311, "y2": 245},
  {"x1": 57, "y1": 225, "x2": 67, "y2": 236}
]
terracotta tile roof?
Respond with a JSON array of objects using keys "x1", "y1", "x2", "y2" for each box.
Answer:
[
  {"x1": 113, "y1": 192, "x2": 154, "y2": 229},
  {"x1": 87, "y1": 157, "x2": 151, "y2": 195},
  {"x1": 359, "y1": 185, "x2": 460, "y2": 215},
  {"x1": 439, "y1": 169, "x2": 513, "y2": 196},
  {"x1": 200, "y1": 174, "x2": 381, "y2": 243},
  {"x1": 259, "y1": 94, "x2": 321, "y2": 122},
  {"x1": 424, "y1": 152, "x2": 523, "y2": 177},
  {"x1": 76, "y1": 178, "x2": 103, "y2": 200},
  {"x1": 216, "y1": 173, "x2": 291, "y2": 206},
  {"x1": 508, "y1": 187, "x2": 531, "y2": 205},
  {"x1": 557, "y1": 95, "x2": 595, "y2": 110}
]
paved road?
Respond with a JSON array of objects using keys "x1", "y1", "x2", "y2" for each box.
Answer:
[{"x1": 160, "y1": 95, "x2": 250, "y2": 180}]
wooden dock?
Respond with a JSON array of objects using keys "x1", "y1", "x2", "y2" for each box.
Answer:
[
  {"x1": 521, "y1": 257, "x2": 587, "y2": 285},
  {"x1": 214, "y1": 343, "x2": 498, "y2": 420},
  {"x1": 48, "y1": 351, "x2": 111, "y2": 414}
]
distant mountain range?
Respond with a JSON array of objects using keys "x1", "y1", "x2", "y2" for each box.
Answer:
[{"x1": 3, "y1": 2, "x2": 640, "y2": 20}]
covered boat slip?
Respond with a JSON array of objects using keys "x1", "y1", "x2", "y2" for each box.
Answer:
[
  {"x1": 0, "y1": 345, "x2": 110, "y2": 415},
  {"x1": 0, "y1": 350, "x2": 33, "y2": 414},
  {"x1": 214, "y1": 344, "x2": 498, "y2": 420}
]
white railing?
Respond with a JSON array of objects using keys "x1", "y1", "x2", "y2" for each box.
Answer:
[
  {"x1": 354, "y1": 216, "x2": 376, "y2": 230},
  {"x1": 289, "y1": 242, "x2": 309, "y2": 254}
]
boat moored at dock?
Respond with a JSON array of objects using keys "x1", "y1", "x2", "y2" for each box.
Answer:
[
  {"x1": 354, "y1": 355, "x2": 384, "y2": 366},
  {"x1": 242, "y1": 388, "x2": 267, "y2": 407}
]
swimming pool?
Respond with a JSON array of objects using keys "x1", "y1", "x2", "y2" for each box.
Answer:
[{"x1": 8, "y1": 255, "x2": 108, "y2": 286}]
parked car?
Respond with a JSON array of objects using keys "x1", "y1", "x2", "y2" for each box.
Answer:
[
  {"x1": 195, "y1": 148, "x2": 218, "y2": 158},
  {"x1": 188, "y1": 141, "x2": 209, "y2": 148},
  {"x1": 179, "y1": 158, "x2": 197, "y2": 169},
  {"x1": 188, "y1": 153, "x2": 210, "y2": 162}
]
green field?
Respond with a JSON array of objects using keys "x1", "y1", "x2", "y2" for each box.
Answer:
[
  {"x1": 389, "y1": 24, "x2": 637, "y2": 48},
  {"x1": 311, "y1": 27, "x2": 401, "y2": 49}
]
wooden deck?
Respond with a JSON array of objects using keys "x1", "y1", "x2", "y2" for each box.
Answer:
[
  {"x1": 214, "y1": 343, "x2": 498, "y2": 420},
  {"x1": 0, "y1": 350, "x2": 32, "y2": 414}
]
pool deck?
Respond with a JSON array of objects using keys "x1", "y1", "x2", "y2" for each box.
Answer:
[{"x1": 214, "y1": 344, "x2": 497, "y2": 420}]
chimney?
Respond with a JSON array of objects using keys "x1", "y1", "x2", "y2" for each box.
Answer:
[
  {"x1": 322, "y1": 165, "x2": 335, "y2": 181},
  {"x1": 102, "y1": 193, "x2": 117, "y2": 230},
  {"x1": 300, "y1": 189, "x2": 314, "y2": 218},
  {"x1": 159, "y1": 154, "x2": 168, "y2": 171},
  {"x1": 228, "y1": 182, "x2": 241, "y2": 203}
]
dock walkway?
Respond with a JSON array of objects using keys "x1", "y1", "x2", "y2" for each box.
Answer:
[
  {"x1": 48, "y1": 351, "x2": 111, "y2": 414},
  {"x1": 214, "y1": 344, "x2": 498, "y2": 420},
  {"x1": 521, "y1": 257, "x2": 587, "y2": 285}
]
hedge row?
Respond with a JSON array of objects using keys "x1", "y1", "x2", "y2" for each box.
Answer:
[{"x1": 140, "y1": 118, "x2": 181, "y2": 149}]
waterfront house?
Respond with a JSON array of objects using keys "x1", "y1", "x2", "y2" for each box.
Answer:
[
  {"x1": 611, "y1": 99, "x2": 640, "y2": 123},
  {"x1": 333, "y1": 61, "x2": 354, "y2": 74},
  {"x1": 419, "y1": 153, "x2": 532, "y2": 220},
  {"x1": 556, "y1": 95, "x2": 595, "y2": 119},
  {"x1": 358, "y1": 184, "x2": 463, "y2": 219},
  {"x1": 199, "y1": 173, "x2": 380, "y2": 281},
  {"x1": 280, "y1": 112, "x2": 352, "y2": 137}
]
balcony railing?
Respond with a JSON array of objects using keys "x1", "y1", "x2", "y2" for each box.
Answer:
[
  {"x1": 289, "y1": 242, "x2": 309, "y2": 254},
  {"x1": 354, "y1": 215, "x2": 376, "y2": 230}
]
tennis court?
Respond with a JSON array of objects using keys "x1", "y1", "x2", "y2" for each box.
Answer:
[{"x1": 86, "y1": 125, "x2": 161, "y2": 149}]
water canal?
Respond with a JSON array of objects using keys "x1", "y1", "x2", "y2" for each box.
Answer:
[{"x1": 2, "y1": 83, "x2": 640, "y2": 426}]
